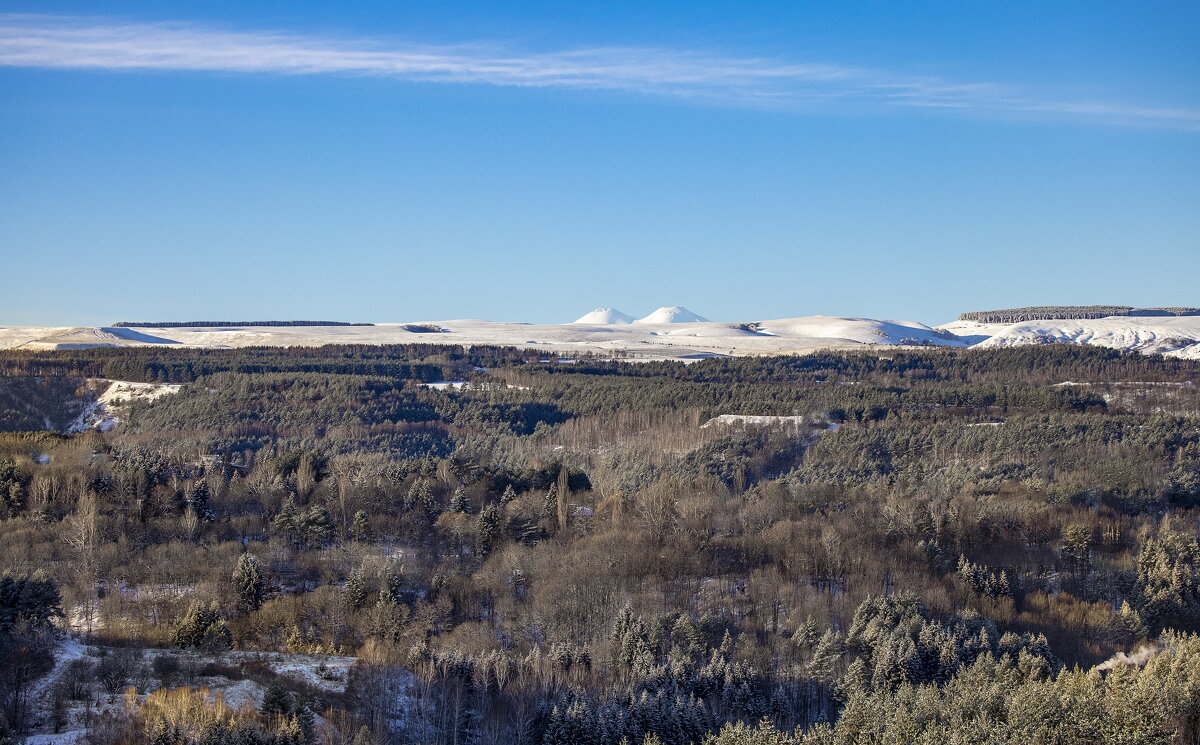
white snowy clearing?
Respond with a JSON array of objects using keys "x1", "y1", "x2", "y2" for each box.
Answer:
[{"x1": 67, "y1": 379, "x2": 183, "y2": 433}]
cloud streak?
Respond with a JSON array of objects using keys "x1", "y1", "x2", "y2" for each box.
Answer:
[{"x1": 1, "y1": 13, "x2": 1197, "y2": 129}]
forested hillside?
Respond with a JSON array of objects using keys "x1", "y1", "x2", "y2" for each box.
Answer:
[{"x1": 2, "y1": 343, "x2": 1200, "y2": 744}]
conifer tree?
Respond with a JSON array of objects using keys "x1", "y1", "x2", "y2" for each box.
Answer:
[
  {"x1": 350, "y1": 510, "x2": 372, "y2": 542},
  {"x1": 345, "y1": 566, "x2": 369, "y2": 610},
  {"x1": 300, "y1": 505, "x2": 334, "y2": 549},
  {"x1": 792, "y1": 617, "x2": 818, "y2": 653},
  {"x1": 261, "y1": 680, "x2": 293, "y2": 717},
  {"x1": 450, "y1": 488, "x2": 470, "y2": 514},
  {"x1": 273, "y1": 497, "x2": 300, "y2": 546},
  {"x1": 296, "y1": 704, "x2": 316, "y2": 745},
  {"x1": 500, "y1": 485, "x2": 517, "y2": 506},
  {"x1": 477, "y1": 504, "x2": 502, "y2": 558},
  {"x1": 188, "y1": 480, "x2": 215, "y2": 522},
  {"x1": 232, "y1": 553, "x2": 265, "y2": 614}
]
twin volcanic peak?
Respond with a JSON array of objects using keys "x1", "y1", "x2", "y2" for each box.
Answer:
[{"x1": 572, "y1": 306, "x2": 710, "y2": 324}]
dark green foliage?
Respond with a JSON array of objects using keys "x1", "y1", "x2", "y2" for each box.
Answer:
[
  {"x1": 0, "y1": 572, "x2": 62, "y2": 634},
  {"x1": 260, "y1": 680, "x2": 293, "y2": 717},
  {"x1": 172, "y1": 604, "x2": 232, "y2": 651},
  {"x1": 350, "y1": 510, "x2": 372, "y2": 541},
  {"x1": 0, "y1": 461, "x2": 25, "y2": 518},
  {"x1": 233, "y1": 554, "x2": 265, "y2": 614},
  {"x1": 476, "y1": 504, "x2": 502, "y2": 558},
  {"x1": 344, "y1": 567, "x2": 368, "y2": 611},
  {"x1": 189, "y1": 480, "x2": 215, "y2": 522},
  {"x1": 1136, "y1": 522, "x2": 1200, "y2": 628},
  {"x1": 6, "y1": 344, "x2": 1200, "y2": 744}
]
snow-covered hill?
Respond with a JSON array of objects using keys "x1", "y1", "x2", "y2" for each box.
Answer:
[
  {"x1": 938, "y1": 316, "x2": 1200, "y2": 359},
  {"x1": 7, "y1": 311, "x2": 1200, "y2": 361},
  {"x1": 634, "y1": 306, "x2": 710, "y2": 324},
  {"x1": 572, "y1": 308, "x2": 635, "y2": 324},
  {"x1": 757, "y1": 316, "x2": 961, "y2": 347},
  {"x1": 2, "y1": 315, "x2": 959, "y2": 360}
]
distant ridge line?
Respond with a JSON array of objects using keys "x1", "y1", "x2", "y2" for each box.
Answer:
[
  {"x1": 959, "y1": 306, "x2": 1200, "y2": 324},
  {"x1": 112, "y1": 321, "x2": 375, "y2": 328}
]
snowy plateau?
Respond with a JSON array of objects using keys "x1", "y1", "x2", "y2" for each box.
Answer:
[{"x1": 3, "y1": 309, "x2": 1200, "y2": 361}]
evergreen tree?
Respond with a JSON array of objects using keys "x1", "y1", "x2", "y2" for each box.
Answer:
[
  {"x1": 542, "y1": 485, "x2": 558, "y2": 522},
  {"x1": 0, "y1": 571, "x2": 63, "y2": 632},
  {"x1": 807, "y1": 631, "x2": 843, "y2": 683},
  {"x1": 1061, "y1": 524, "x2": 1093, "y2": 572},
  {"x1": 350, "y1": 510, "x2": 372, "y2": 542},
  {"x1": 189, "y1": 480, "x2": 215, "y2": 522},
  {"x1": 260, "y1": 680, "x2": 293, "y2": 717},
  {"x1": 499, "y1": 485, "x2": 517, "y2": 506},
  {"x1": 300, "y1": 505, "x2": 334, "y2": 549},
  {"x1": 233, "y1": 553, "x2": 265, "y2": 614},
  {"x1": 476, "y1": 504, "x2": 502, "y2": 558},
  {"x1": 296, "y1": 704, "x2": 316, "y2": 745},
  {"x1": 0, "y1": 460, "x2": 25, "y2": 519},
  {"x1": 345, "y1": 566, "x2": 369, "y2": 610},
  {"x1": 171, "y1": 603, "x2": 232, "y2": 651},
  {"x1": 1118, "y1": 600, "x2": 1149, "y2": 642},
  {"x1": 792, "y1": 617, "x2": 818, "y2": 653},
  {"x1": 273, "y1": 497, "x2": 300, "y2": 546}
]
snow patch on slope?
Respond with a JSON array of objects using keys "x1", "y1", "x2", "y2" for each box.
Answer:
[{"x1": 68, "y1": 379, "x2": 183, "y2": 433}]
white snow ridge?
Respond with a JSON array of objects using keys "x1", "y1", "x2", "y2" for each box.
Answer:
[
  {"x1": 572, "y1": 308, "x2": 635, "y2": 324},
  {"x1": 634, "y1": 306, "x2": 710, "y2": 324}
]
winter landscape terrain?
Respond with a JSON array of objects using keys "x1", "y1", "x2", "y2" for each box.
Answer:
[
  {"x1": 5, "y1": 306, "x2": 1200, "y2": 360},
  {"x1": 5, "y1": 304, "x2": 1200, "y2": 745}
]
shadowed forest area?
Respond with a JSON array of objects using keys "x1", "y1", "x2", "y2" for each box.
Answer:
[{"x1": 3, "y1": 343, "x2": 1200, "y2": 744}]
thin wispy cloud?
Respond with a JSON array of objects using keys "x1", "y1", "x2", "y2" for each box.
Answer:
[{"x1": 1, "y1": 13, "x2": 1196, "y2": 129}]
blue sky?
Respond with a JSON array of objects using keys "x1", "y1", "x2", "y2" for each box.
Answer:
[{"x1": 2, "y1": 1, "x2": 1197, "y2": 326}]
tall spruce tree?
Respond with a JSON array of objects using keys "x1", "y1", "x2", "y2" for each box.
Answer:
[{"x1": 232, "y1": 553, "x2": 265, "y2": 614}]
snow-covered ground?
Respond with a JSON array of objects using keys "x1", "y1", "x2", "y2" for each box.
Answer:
[
  {"x1": 68, "y1": 379, "x2": 182, "y2": 433},
  {"x1": 939, "y1": 316, "x2": 1200, "y2": 359},
  {"x1": 20, "y1": 635, "x2": 362, "y2": 745},
  {"x1": 6, "y1": 312, "x2": 1200, "y2": 360},
  {"x1": 2, "y1": 316, "x2": 964, "y2": 360},
  {"x1": 572, "y1": 308, "x2": 635, "y2": 324},
  {"x1": 634, "y1": 306, "x2": 710, "y2": 324}
]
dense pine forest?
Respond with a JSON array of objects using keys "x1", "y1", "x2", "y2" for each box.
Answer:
[{"x1": 3, "y1": 343, "x2": 1200, "y2": 744}]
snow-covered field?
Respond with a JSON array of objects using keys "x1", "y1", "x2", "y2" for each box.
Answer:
[
  {"x1": 5, "y1": 310, "x2": 1200, "y2": 360},
  {"x1": 0, "y1": 315, "x2": 964, "y2": 360}
]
